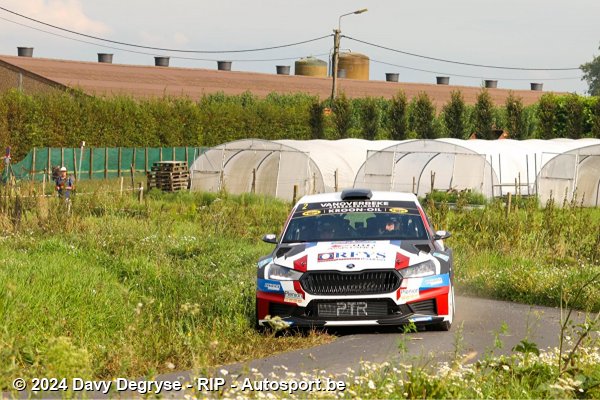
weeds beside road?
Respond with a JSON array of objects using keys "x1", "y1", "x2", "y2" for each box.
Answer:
[{"x1": 0, "y1": 182, "x2": 598, "y2": 393}]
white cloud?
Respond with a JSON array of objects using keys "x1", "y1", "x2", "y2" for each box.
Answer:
[{"x1": 3, "y1": 0, "x2": 110, "y2": 35}]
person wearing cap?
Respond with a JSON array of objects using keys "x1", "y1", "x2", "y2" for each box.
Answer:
[{"x1": 55, "y1": 166, "x2": 74, "y2": 199}]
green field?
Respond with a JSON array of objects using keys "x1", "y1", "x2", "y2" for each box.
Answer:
[{"x1": 0, "y1": 183, "x2": 599, "y2": 395}]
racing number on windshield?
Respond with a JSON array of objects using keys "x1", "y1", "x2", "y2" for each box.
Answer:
[
  {"x1": 302, "y1": 203, "x2": 308, "y2": 210},
  {"x1": 337, "y1": 302, "x2": 368, "y2": 316}
]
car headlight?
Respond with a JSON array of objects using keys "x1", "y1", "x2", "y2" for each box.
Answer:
[
  {"x1": 401, "y1": 260, "x2": 436, "y2": 278},
  {"x1": 265, "y1": 263, "x2": 304, "y2": 281}
]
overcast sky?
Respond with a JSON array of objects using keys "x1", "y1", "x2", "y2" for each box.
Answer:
[{"x1": 0, "y1": 0, "x2": 598, "y2": 93}]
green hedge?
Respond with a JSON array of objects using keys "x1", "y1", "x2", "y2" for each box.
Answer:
[{"x1": 1, "y1": 89, "x2": 599, "y2": 162}]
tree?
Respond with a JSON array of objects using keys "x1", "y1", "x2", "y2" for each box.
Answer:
[
  {"x1": 331, "y1": 92, "x2": 353, "y2": 138},
  {"x1": 474, "y1": 89, "x2": 495, "y2": 139},
  {"x1": 408, "y1": 92, "x2": 436, "y2": 139},
  {"x1": 442, "y1": 90, "x2": 467, "y2": 139},
  {"x1": 359, "y1": 98, "x2": 381, "y2": 140},
  {"x1": 581, "y1": 51, "x2": 600, "y2": 96},
  {"x1": 537, "y1": 93, "x2": 557, "y2": 139},
  {"x1": 388, "y1": 90, "x2": 408, "y2": 140},
  {"x1": 592, "y1": 97, "x2": 600, "y2": 139},
  {"x1": 563, "y1": 93, "x2": 584, "y2": 139},
  {"x1": 505, "y1": 92, "x2": 526, "y2": 140},
  {"x1": 308, "y1": 99, "x2": 325, "y2": 139}
]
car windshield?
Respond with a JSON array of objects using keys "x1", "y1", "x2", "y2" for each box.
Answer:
[{"x1": 282, "y1": 200, "x2": 429, "y2": 243}]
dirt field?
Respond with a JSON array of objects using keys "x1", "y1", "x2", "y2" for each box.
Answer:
[{"x1": 0, "y1": 55, "x2": 549, "y2": 107}]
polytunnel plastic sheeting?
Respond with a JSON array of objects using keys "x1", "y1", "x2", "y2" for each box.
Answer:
[
  {"x1": 354, "y1": 140, "x2": 499, "y2": 197},
  {"x1": 537, "y1": 144, "x2": 600, "y2": 207},
  {"x1": 189, "y1": 139, "x2": 324, "y2": 200},
  {"x1": 276, "y1": 139, "x2": 398, "y2": 192},
  {"x1": 446, "y1": 138, "x2": 600, "y2": 196}
]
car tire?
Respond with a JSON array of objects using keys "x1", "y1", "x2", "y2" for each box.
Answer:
[{"x1": 429, "y1": 284, "x2": 454, "y2": 331}]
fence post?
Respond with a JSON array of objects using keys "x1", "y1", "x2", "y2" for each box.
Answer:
[
  {"x1": 47, "y1": 148, "x2": 51, "y2": 176},
  {"x1": 31, "y1": 147, "x2": 36, "y2": 181},
  {"x1": 130, "y1": 164, "x2": 135, "y2": 189},
  {"x1": 72, "y1": 149, "x2": 77, "y2": 181},
  {"x1": 334, "y1": 169, "x2": 338, "y2": 192},
  {"x1": 430, "y1": 171, "x2": 436, "y2": 194},
  {"x1": 88, "y1": 148, "x2": 94, "y2": 180},
  {"x1": 42, "y1": 169, "x2": 46, "y2": 195},
  {"x1": 185, "y1": 147, "x2": 189, "y2": 165},
  {"x1": 506, "y1": 192, "x2": 512, "y2": 217},
  {"x1": 251, "y1": 168, "x2": 256, "y2": 193},
  {"x1": 293, "y1": 184, "x2": 298, "y2": 204},
  {"x1": 104, "y1": 147, "x2": 108, "y2": 179},
  {"x1": 145, "y1": 147, "x2": 148, "y2": 174},
  {"x1": 138, "y1": 182, "x2": 143, "y2": 203},
  {"x1": 60, "y1": 147, "x2": 64, "y2": 168},
  {"x1": 118, "y1": 147, "x2": 122, "y2": 177},
  {"x1": 412, "y1": 176, "x2": 416, "y2": 194},
  {"x1": 159, "y1": 147, "x2": 163, "y2": 162},
  {"x1": 120, "y1": 176, "x2": 124, "y2": 196}
]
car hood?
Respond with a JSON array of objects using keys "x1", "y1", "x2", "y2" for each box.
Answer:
[{"x1": 274, "y1": 240, "x2": 432, "y2": 272}]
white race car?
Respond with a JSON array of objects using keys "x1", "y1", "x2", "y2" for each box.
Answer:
[{"x1": 256, "y1": 189, "x2": 454, "y2": 330}]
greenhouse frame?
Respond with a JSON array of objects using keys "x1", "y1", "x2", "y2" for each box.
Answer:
[{"x1": 190, "y1": 138, "x2": 600, "y2": 205}]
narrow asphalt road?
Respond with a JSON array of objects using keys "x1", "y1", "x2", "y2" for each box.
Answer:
[{"x1": 155, "y1": 295, "x2": 587, "y2": 387}]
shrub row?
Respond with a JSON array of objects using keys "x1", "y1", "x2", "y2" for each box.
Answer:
[{"x1": 1, "y1": 89, "x2": 599, "y2": 161}]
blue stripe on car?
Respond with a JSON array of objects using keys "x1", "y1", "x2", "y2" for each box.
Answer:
[
  {"x1": 257, "y1": 278, "x2": 284, "y2": 293},
  {"x1": 420, "y1": 273, "x2": 450, "y2": 289}
]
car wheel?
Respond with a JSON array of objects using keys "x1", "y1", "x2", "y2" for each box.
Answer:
[{"x1": 430, "y1": 284, "x2": 454, "y2": 331}]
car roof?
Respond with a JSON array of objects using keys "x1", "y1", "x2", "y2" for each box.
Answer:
[{"x1": 296, "y1": 190, "x2": 419, "y2": 205}]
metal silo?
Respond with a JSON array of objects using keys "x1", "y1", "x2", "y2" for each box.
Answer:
[
  {"x1": 337, "y1": 52, "x2": 369, "y2": 80},
  {"x1": 294, "y1": 57, "x2": 327, "y2": 77}
]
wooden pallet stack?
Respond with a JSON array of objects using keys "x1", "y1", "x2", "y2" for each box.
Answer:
[{"x1": 147, "y1": 161, "x2": 189, "y2": 192}]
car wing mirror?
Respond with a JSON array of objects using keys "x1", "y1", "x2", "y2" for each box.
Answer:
[
  {"x1": 262, "y1": 234, "x2": 278, "y2": 244},
  {"x1": 433, "y1": 230, "x2": 451, "y2": 240}
]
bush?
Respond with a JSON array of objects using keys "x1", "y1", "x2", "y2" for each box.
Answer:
[
  {"x1": 331, "y1": 93, "x2": 354, "y2": 139},
  {"x1": 505, "y1": 92, "x2": 526, "y2": 140},
  {"x1": 537, "y1": 93, "x2": 558, "y2": 139},
  {"x1": 474, "y1": 89, "x2": 495, "y2": 139},
  {"x1": 442, "y1": 90, "x2": 467, "y2": 139},
  {"x1": 563, "y1": 93, "x2": 585, "y2": 139},
  {"x1": 409, "y1": 92, "x2": 437, "y2": 139},
  {"x1": 388, "y1": 91, "x2": 408, "y2": 140},
  {"x1": 308, "y1": 99, "x2": 325, "y2": 139},
  {"x1": 359, "y1": 97, "x2": 381, "y2": 140}
]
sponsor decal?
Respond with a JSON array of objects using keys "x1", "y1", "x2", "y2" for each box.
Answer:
[
  {"x1": 389, "y1": 207, "x2": 408, "y2": 214},
  {"x1": 399, "y1": 287, "x2": 420, "y2": 302},
  {"x1": 317, "y1": 251, "x2": 386, "y2": 262},
  {"x1": 330, "y1": 241, "x2": 376, "y2": 249},
  {"x1": 302, "y1": 210, "x2": 321, "y2": 216},
  {"x1": 420, "y1": 274, "x2": 450, "y2": 289},
  {"x1": 257, "y1": 279, "x2": 283, "y2": 293},
  {"x1": 284, "y1": 291, "x2": 303, "y2": 304},
  {"x1": 409, "y1": 316, "x2": 433, "y2": 322}
]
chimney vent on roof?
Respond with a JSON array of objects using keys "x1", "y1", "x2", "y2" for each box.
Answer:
[
  {"x1": 276, "y1": 65, "x2": 290, "y2": 75},
  {"x1": 217, "y1": 61, "x2": 232, "y2": 71},
  {"x1": 385, "y1": 73, "x2": 399, "y2": 82},
  {"x1": 98, "y1": 53, "x2": 113, "y2": 63},
  {"x1": 436, "y1": 76, "x2": 449, "y2": 85},
  {"x1": 530, "y1": 82, "x2": 543, "y2": 91},
  {"x1": 154, "y1": 56, "x2": 170, "y2": 67},
  {"x1": 17, "y1": 47, "x2": 33, "y2": 57},
  {"x1": 484, "y1": 80, "x2": 498, "y2": 89}
]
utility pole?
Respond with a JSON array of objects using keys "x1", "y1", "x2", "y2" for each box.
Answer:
[
  {"x1": 330, "y1": 9, "x2": 367, "y2": 101},
  {"x1": 331, "y1": 28, "x2": 341, "y2": 101}
]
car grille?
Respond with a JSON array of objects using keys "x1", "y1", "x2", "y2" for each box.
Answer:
[
  {"x1": 409, "y1": 299, "x2": 437, "y2": 315},
  {"x1": 269, "y1": 303, "x2": 295, "y2": 317},
  {"x1": 300, "y1": 270, "x2": 401, "y2": 295},
  {"x1": 316, "y1": 300, "x2": 390, "y2": 318}
]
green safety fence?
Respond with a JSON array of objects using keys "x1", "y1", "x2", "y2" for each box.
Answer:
[{"x1": 6, "y1": 147, "x2": 207, "y2": 181}]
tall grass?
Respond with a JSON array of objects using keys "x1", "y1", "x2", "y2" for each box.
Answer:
[{"x1": 0, "y1": 183, "x2": 598, "y2": 390}]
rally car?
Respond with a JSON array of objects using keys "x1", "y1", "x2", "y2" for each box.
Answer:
[{"x1": 256, "y1": 189, "x2": 454, "y2": 330}]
